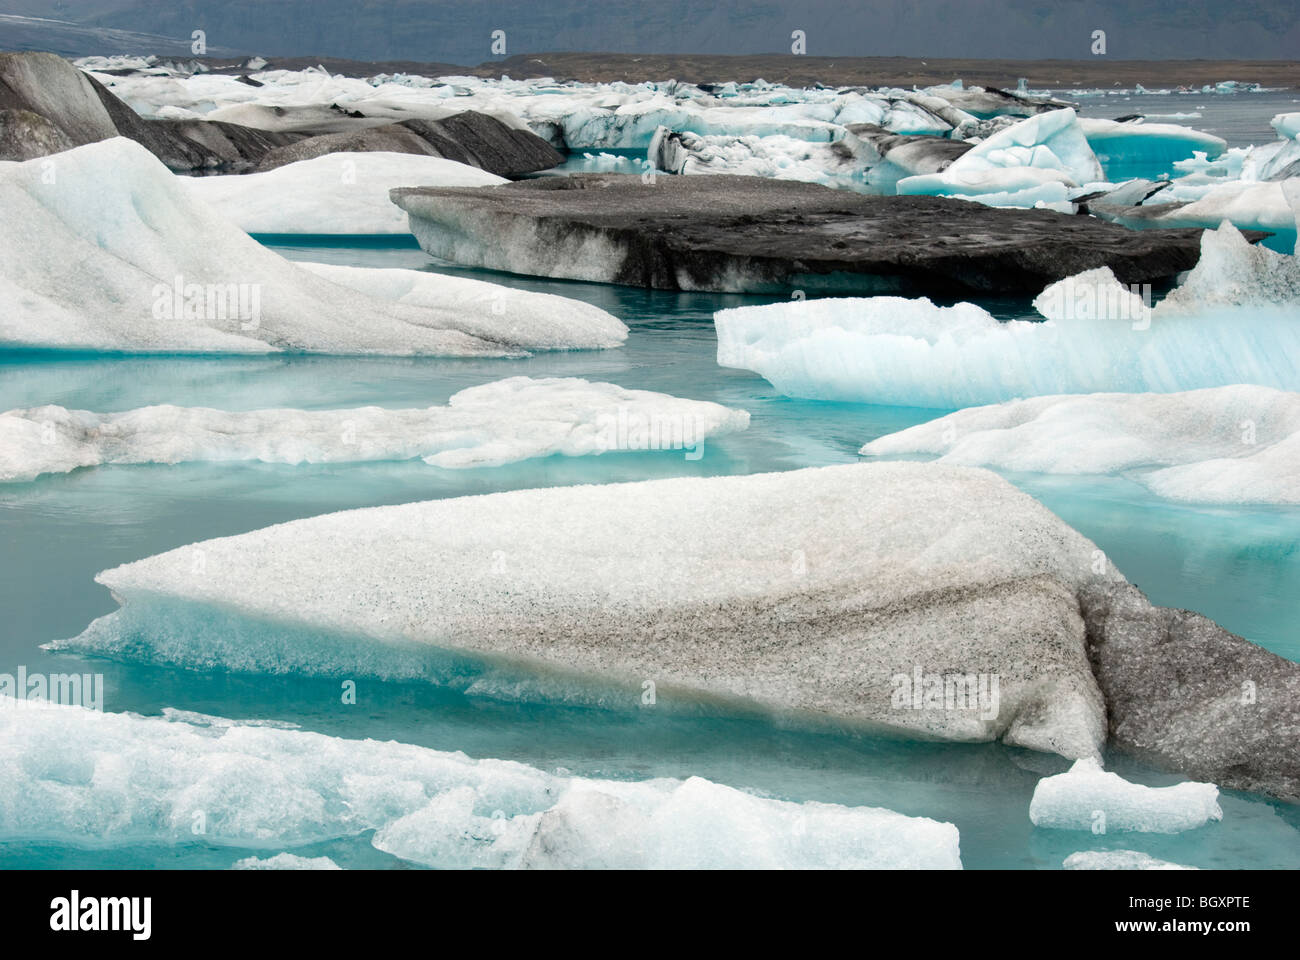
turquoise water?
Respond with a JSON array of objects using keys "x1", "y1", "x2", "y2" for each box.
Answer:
[{"x1": 2, "y1": 237, "x2": 1298, "y2": 869}]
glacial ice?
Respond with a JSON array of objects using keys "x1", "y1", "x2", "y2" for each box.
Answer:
[
  {"x1": 232, "y1": 853, "x2": 343, "y2": 870},
  {"x1": 0, "y1": 377, "x2": 750, "y2": 482},
  {"x1": 184, "y1": 152, "x2": 506, "y2": 235},
  {"x1": 859, "y1": 385, "x2": 1300, "y2": 505},
  {"x1": 0, "y1": 139, "x2": 625, "y2": 354},
  {"x1": 1100, "y1": 181, "x2": 1300, "y2": 254},
  {"x1": 0, "y1": 703, "x2": 962, "y2": 869},
  {"x1": 714, "y1": 282, "x2": 1300, "y2": 408},
  {"x1": 1029, "y1": 758, "x2": 1223, "y2": 833},
  {"x1": 1062, "y1": 850, "x2": 1197, "y2": 870},
  {"x1": 897, "y1": 109, "x2": 1104, "y2": 207},
  {"x1": 294, "y1": 263, "x2": 629, "y2": 351},
  {"x1": 53, "y1": 462, "x2": 1122, "y2": 760},
  {"x1": 1157, "y1": 220, "x2": 1300, "y2": 309}
]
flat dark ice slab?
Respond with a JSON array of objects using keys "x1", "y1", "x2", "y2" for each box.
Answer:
[{"x1": 393, "y1": 173, "x2": 1219, "y2": 295}]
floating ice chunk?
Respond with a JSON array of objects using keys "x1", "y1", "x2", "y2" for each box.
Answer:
[
  {"x1": 0, "y1": 703, "x2": 962, "y2": 869},
  {"x1": 0, "y1": 378, "x2": 749, "y2": 482},
  {"x1": 1029, "y1": 758, "x2": 1222, "y2": 833},
  {"x1": 184, "y1": 152, "x2": 506, "y2": 235},
  {"x1": 232, "y1": 853, "x2": 343, "y2": 870},
  {"x1": 0, "y1": 138, "x2": 624, "y2": 355},
  {"x1": 1078, "y1": 117, "x2": 1227, "y2": 180},
  {"x1": 1104, "y1": 182, "x2": 1299, "y2": 254},
  {"x1": 714, "y1": 290, "x2": 1299, "y2": 408},
  {"x1": 897, "y1": 109, "x2": 1102, "y2": 203},
  {"x1": 294, "y1": 263, "x2": 628, "y2": 351},
  {"x1": 646, "y1": 127, "x2": 864, "y2": 188},
  {"x1": 1062, "y1": 850, "x2": 1197, "y2": 870},
  {"x1": 859, "y1": 385, "x2": 1300, "y2": 505},
  {"x1": 1271, "y1": 112, "x2": 1300, "y2": 141},
  {"x1": 54, "y1": 463, "x2": 1119, "y2": 760},
  {"x1": 1159, "y1": 221, "x2": 1300, "y2": 312}
]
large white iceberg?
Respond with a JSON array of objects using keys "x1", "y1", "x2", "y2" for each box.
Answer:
[
  {"x1": 859, "y1": 385, "x2": 1300, "y2": 505},
  {"x1": 1029, "y1": 758, "x2": 1222, "y2": 833},
  {"x1": 0, "y1": 703, "x2": 962, "y2": 869},
  {"x1": 53, "y1": 462, "x2": 1121, "y2": 760},
  {"x1": 184, "y1": 152, "x2": 506, "y2": 235},
  {"x1": 0, "y1": 377, "x2": 751, "y2": 482},
  {"x1": 0, "y1": 138, "x2": 625, "y2": 354}
]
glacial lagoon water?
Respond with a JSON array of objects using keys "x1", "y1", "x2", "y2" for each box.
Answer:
[{"x1": 2, "y1": 237, "x2": 1297, "y2": 870}]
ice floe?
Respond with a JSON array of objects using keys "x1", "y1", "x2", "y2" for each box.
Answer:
[
  {"x1": 1029, "y1": 758, "x2": 1222, "y2": 833},
  {"x1": 1062, "y1": 850, "x2": 1197, "y2": 870},
  {"x1": 714, "y1": 277, "x2": 1300, "y2": 408},
  {"x1": 0, "y1": 138, "x2": 624, "y2": 354},
  {"x1": 859, "y1": 385, "x2": 1300, "y2": 505},
  {"x1": 232, "y1": 853, "x2": 343, "y2": 870},
  {"x1": 184, "y1": 152, "x2": 506, "y2": 234},
  {"x1": 0, "y1": 377, "x2": 750, "y2": 482},
  {"x1": 54, "y1": 462, "x2": 1122, "y2": 760},
  {"x1": 0, "y1": 703, "x2": 962, "y2": 869},
  {"x1": 897, "y1": 109, "x2": 1103, "y2": 209}
]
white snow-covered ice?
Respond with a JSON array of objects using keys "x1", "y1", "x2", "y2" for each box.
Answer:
[
  {"x1": 0, "y1": 377, "x2": 750, "y2": 482},
  {"x1": 1029, "y1": 758, "x2": 1222, "y2": 834},
  {"x1": 0, "y1": 702, "x2": 963, "y2": 869},
  {"x1": 859, "y1": 385, "x2": 1300, "y2": 505},
  {"x1": 0, "y1": 139, "x2": 625, "y2": 354},
  {"x1": 184, "y1": 152, "x2": 506, "y2": 235}
]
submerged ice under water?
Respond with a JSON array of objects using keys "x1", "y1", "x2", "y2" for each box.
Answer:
[{"x1": 2, "y1": 233, "x2": 1299, "y2": 869}]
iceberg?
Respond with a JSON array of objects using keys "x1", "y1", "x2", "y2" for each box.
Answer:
[
  {"x1": 0, "y1": 703, "x2": 962, "y2": 869},
  {"x1": 1096, "y1": 181, "x2": 1300, "y2": 255},
  {"x1": 0, "y1": 377, "x2": 751, "y2": 482},
  {"x1": 50, "y1": 462, "x2": 1300, "y2": 798},
  {"x1": 1029, "y1": 758, "x2": 1222, "y2": 834},
  {"x1": 184, "y1": 152, "x2": 506, "y2": 235},
  {"x1": 394, "y1": 173, "x2": 1205, "y2": 296},
  {"x1": 0, "y1": 139, "x2": 625, "y2": 354},
  {"x1": 232, "y1": 854, "x2": 343, "y2": 870},
  {"x1": 859, "y1": 385, "x2": 1300, "y2": 505},
  {"x1": 714, "y1": 286, "x2": 1300, "y2": 408},
  {"x1": 897, "y1": 109, "x2": 1104, "y2": 207},
  {"x1": 1157, "y1": 220, "x2": 1300, "y2": 308},
  {"x1": 57, "y1": 462, "x2": 1124, "y2": 760},
  {"x1": 1062, "y1": 850, "x2": 1197, "y2": 870}
]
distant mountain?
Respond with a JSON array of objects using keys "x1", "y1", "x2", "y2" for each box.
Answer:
[{"x1": 0, "y1": 0, "x2": 1295, "y2": 62}]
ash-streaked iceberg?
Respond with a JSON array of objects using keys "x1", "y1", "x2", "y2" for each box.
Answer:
[
  {"x1": 860, "y1": 385, "x2": 1300, "y2": 505},
  {"x1": 1029, "y1": 758, "x2": 1222, "y2": 834},
  {"x1": 51, "y1": 461, "x2": 1300, "y2": 798},
  {"x1": 0, "y1": 703, "x2": 962, "y2": 869},
  {"x1": 184, "y1": 151, "x2": 506, "y2": 235},
  {"x1": 56, "y1": 462, "x2": 1121, "y2": 760},
  {"x1": 0, "y1": 138, "x2": 625, "y2": 354},
  {"x1": 0, "y1": 377, "x2": 750, "y2": 482}
]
